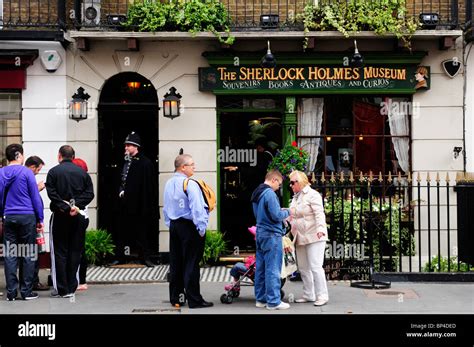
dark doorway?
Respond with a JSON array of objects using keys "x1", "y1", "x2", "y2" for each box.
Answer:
[
  {"x1": 98, "y1": 72, "x2": 159, "y2": 258},
  {"x1": 219, "y1": 107, "x2": 283, "y2": 251}
]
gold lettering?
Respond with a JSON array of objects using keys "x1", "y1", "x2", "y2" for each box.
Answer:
[
  {"x1": 295, "y1": 68, "x2": 305, "y2": 80},
  {"x1": 352, "y1": 68, "x2": 360, "y2": 80},
  {"x1": 239, "y1": 67, "x2": 247, "y2": 80},
  {"x1": 218, "y1": 67, "x2": 228, "y2": 80},
  {"x1": 308, "y1": 67, "x2": 317, "y2": 80}
]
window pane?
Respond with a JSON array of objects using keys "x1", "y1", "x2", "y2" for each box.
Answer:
[
  {"x1": 354, "y1": 99, "x2": 384, "y2": 136},
  {"x1": 0, "y1": 92, "x2": 22, "y2": 167},
  {"x1": 325, "y1": 96, "x2": 353, "y2": 135}
]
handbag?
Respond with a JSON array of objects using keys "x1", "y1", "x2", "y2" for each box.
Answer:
[{"x1": 281, "y1": 235, "x2": 297, "y2": 279}]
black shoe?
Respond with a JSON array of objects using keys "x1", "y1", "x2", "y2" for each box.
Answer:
[
  {"x1": 23, "y1": 292, "x2": 39, "y2": 300},
  {"x1": 189, "y1": 300, "x2": 214, "y2": 309},
  {"x1": 6, "y1": 293, "x2": 17, "y2": 301}
]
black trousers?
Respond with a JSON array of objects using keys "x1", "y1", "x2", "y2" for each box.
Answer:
[
  {"x1": 50, "y1": 212, "x2": 86, "y2": 296},
  {"x1": 169, "y1": 218, "x2": 205, "y2": 307}
]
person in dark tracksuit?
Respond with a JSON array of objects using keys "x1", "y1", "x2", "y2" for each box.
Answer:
[
  {"x1": 46, "y1": 145, "x2": 94, "y2": 298},
  {"x1": 163, "y1": 154, "x2": 213, "y2": 309}
]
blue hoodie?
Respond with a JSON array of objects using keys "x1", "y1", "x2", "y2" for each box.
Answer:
[
  {"x1": 251, "y1": 183, "x2": 289, "y2": 236},
  {"x1": 0, "y1": 165, "x2": 44, "y2": 223}
]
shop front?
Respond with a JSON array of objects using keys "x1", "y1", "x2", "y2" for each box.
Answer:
[{"x1": 199, "y1": 49, "x2": 461, "y2": 254}]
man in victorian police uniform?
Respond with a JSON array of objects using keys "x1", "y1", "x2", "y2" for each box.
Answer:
[{"x1": 113, "y1": 132, "x2": 158, "y2": 267}]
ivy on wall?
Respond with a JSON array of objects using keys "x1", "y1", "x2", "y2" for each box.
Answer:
[
  {"x1": 299, "y1": 0, "x2": 419, "y2": 50},
  {"x1": 123, "y1": 0, "x2": 235, "y2": 45}
]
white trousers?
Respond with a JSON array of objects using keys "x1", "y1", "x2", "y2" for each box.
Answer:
[{"x1": 296, "y1": 241, "x2": 328, "y2": 301}]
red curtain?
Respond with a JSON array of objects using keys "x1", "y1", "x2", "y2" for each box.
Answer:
[{"x1": 354, "y1": 100, "x2": 383, "y2": 174}]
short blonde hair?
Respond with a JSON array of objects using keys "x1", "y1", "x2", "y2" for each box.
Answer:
[{"x1": 289, "y1": 170, "x2": 310, "y2": 187}]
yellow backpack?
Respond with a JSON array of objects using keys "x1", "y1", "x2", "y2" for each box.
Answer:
[{"x1": 183, "y1": 178, "x2": 216, "y2": 212}]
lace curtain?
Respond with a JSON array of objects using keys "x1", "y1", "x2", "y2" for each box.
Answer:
[
  {"x1": 297, "y1": 98, "x2": 324, "y2": 173},
  {"x1": 387, "y1": 98, "x2": 410, "y2": 173}
]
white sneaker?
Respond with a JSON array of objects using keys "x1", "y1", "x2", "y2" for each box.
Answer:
[
  {"x1": 255, "y1": 301, "x2": 266, "y2": 308},
  {"x1": 266, "y1": 302, "x2": 290, "y2": 310},
  {"x1": 314, "y1": 298, "x2": 328, "y2": 306},
  {"x1": 295, "y1": 297, "x2": 315, "y2": 303}
]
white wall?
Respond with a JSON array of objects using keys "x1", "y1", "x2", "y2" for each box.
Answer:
[
  {"x1": 67, "y1": 40, "x2": 218, "y2": 252},
  {"x1": 466, "y1": 42, "x2": 474, "y2": 172},
  {"x1": 2, "y1": 41, "x2": 68, "y2": 252}
]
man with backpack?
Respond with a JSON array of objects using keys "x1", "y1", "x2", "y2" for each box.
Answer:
[{"x1": 163, "y1": 154, "x2": 213, "y2": 309}]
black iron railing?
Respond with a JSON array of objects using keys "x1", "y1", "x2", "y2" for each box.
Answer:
[
  {"x1": 309, "y1": 172, "x2": 473, "y2": 280},
  {"x1": 0, "y1": 0, "x2": 470, "y2": 32}
]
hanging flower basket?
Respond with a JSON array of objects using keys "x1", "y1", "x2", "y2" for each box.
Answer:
[{"x1": 268, "y1": 141, "x2": 310, "y2": 179}]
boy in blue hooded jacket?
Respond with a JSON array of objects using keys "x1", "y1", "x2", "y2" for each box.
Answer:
[{"x1": 251, "y1": 169, "x2": 291, "y2": 310}]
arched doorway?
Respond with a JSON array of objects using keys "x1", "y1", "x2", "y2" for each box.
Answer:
[{"x1": 98, "y1": 72, "x2": 159, "y2": 260}]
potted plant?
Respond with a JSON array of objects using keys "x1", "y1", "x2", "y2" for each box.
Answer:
[
  {"x1": 268, "y1": 141, "x2": 310, "y2": 179},
  {"x1": 85, "y1": 229, "x2": 116, "y2": 266},
  {"x1": 201, "y1": 230, "x2": 228, "y2": 266}
]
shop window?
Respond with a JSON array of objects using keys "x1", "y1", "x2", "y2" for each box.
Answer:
[
  {"x1": 297, "y1": 96, "x2": 410, "y2": 177},
  {"x1": 0, "y1": 92, "x2": 22, "y2": 167},
  {"x1": 0, "y1": 0, "x2": 3, "y2": 29}
]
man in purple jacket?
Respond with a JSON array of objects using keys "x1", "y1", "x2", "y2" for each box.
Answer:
[{"x1": 0, "y1": 144, "x2": 44, "y2": 301}]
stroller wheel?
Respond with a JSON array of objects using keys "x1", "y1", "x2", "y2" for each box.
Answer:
[
  {"x1": 280, "y1": 290, "x2": 285, "y2": 300},
  {"x1": 231, "y1": 290, "x2": 240, "y2": 298},
  {"x1": 220, "y1": 294, "x2": 233, "y2": 304}
]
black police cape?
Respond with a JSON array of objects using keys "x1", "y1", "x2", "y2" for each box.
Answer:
[{"x1": 122, "y1": 152, "x2": 158, "y2": 218}]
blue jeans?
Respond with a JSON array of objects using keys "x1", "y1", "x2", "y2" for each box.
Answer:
[
  {"x1": 3, "y1": 214, "x2": 37, "y2": 299},
  {"x1": 230, "y1": 262, "x2": 248, "y2": 279},
  {"x1": 255, "y1": 234, "x2": 282, "y2": 307}
]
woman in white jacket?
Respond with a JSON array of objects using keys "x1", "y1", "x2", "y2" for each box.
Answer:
[{"x1": 289, "y1": 170, "x2": 329, "y2": 306}]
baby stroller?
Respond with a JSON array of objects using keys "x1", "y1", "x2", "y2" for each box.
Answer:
[
  {"x1": 220, "y1": 259, "x2": 287, "y2": 304},
  {"x1": 220, "y1": 224, "x2": 294, "y2": 304}
]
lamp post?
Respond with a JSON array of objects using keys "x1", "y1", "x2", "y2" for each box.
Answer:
[
  {"x1": 69, "y1": 87, "x2": 90, "y2": 122},
  {"x1": 163, "y1": 87, "x2": 182, "y2": 120}
]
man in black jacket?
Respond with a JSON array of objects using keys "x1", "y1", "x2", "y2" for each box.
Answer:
[
  {"x1": 46, "y1": 145, "x2": 94, "y2": 297},
  {"x1": 115, "y1": 132, "x2": 157, "y2": 267}
]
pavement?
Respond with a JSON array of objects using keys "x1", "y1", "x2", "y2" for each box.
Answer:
[{"x1": 0, "y1": 268, "x2": 472, "y2": 314}]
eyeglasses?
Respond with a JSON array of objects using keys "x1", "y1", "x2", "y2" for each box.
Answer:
[
  {"x1": 289, "y1": 180, "x2": 298, "y2": 186},
  {"x1": 184, "y1": 163, "x2": 195, "y2": 167}
]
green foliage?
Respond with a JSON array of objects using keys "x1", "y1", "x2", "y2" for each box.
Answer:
[
  {"x1": 247, "y1": 121, "x2": 280, "y2": 150},
  {"x1": 268, "y1": 141, "x2": 310, "y2": 179},
  {"x1": 423, "y1": 256, "x2": 474, "y2": 272},
  {"x1": 202, "y1": 230, "x2": 228, "y2": 266},
  {"x1": 324, "y1": 193, "x2": 415, "y2": 271},
  {"x1": 123, "y1": 0, "x2": 235, "y2": 45},
  {"x1": 85, "y1": 229, "x2": 116, "y2": 266},
  {"x1": 299, "y1": 0, "x2": 419, "y2": 49}
]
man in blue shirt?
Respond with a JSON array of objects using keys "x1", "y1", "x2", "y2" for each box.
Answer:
[
  {"x1": 163, "y1": 154, "x2": 212, "y2": 309},
  {"x1": 0, "y1": 144, "x2": 44, "y2": 301},
  {"x1": 251, "y1": 169, "x2": 291, "y2": 310}
]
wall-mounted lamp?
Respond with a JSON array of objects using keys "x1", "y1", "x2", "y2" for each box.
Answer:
[
  {"x1": 69, "y1": 87, "x2": 90, "y2": 122},
  {"x1": 350, "y1": 40, "x2": 364, "y2": 68},
  {"x1": 163, "y1": 87, "x2": 182, "y2": 120},
  {"x1": 261, "y1": 40, "x2": 276, "y2": 68},
  {"x1": 453, "y1": 146, "x2": 462, "y2": 159}
]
